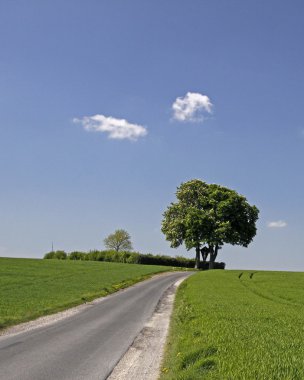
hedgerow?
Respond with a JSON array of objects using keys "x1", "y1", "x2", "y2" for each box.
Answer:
[{"x1": 43, "y1": 250, "x2": 224, "y2": 269}]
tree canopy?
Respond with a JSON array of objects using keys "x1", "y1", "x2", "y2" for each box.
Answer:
[
  {"x1": 104, "y1": 229, "x2": 133, "y2": 252},
  {"x1": 161, "y1": 179, "x2": 259, "y2": 269}
]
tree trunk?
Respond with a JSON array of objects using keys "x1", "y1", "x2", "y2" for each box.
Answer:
[
  {"x1": 209, "y1": 244, "x2": 218, "y2": 269},
  {"x1": 195, "y1": 245, "x2": 200, "y2": 269}
]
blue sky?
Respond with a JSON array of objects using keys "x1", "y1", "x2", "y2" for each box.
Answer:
[{"x1": 1, "y1": 0, "x2": 304, "y2": 270}]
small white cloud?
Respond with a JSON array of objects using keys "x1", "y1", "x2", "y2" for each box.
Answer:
[
  {"x1": 172, "y1": 92, "x2": 213, "y2": 122},
  {"x1": 267, "y1": 220, "x2": 287, "y2": 228},
  {"x1": 74, "y1": 114, "x2": 147, "y2": 141}
]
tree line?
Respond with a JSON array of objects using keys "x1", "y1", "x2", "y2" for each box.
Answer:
[
  {"x1": 45, "y1": 179, "x2": 258, "y2": 270},
  {"x1": 43, "y1": 249, "x2": 225, "y2": 269}
]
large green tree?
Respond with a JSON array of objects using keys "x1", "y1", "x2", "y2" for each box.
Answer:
[
  {"x1": 161, "y1": 179, "x2": 259, "y2": 269},
  {"x1": 104, "y1": 229, "x2": 133, "y2": 252}
]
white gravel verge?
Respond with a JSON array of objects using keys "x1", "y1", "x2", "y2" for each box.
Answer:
[{"x1": 107, "y1": 277, "x2": 186, "y2": 380}]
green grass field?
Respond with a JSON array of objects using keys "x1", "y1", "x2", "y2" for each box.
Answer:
[
  {"x1": 0, "y1": 257, "x2": 170, "y2": 330},
  {"x1": 160, "y1": 270, "x2": 304, "y2": 380}
]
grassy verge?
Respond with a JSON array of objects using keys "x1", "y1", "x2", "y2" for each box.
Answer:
[
  {"x1": 0, "y1": 257, "x2": 172, "y2": 330},
  {"x1": 160, "y1": 270, "x2": 304, "y2": 380}
]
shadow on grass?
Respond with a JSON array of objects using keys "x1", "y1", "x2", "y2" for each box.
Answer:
[{"x1": 180, "y1": 346, "x2": 218, "y2": 372}]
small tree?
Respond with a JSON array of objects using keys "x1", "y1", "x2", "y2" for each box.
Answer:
[
  {"x1": 161, "y1": 179, "x2": 259, "y2": 269},
  {"x1": 104, "y1": 229, "x2": 133, "y2": 252},
  {"x1": 43, "y1": 250, "x2": 67, "y2": 260},
  {"x1": 69, "y1": 251, "x2": 85, "y2": 260},
  {"x1": 54, "y1": 250, "x2": 67, "y2": 260},
  {"x1": 44, "y1": 251, "x2": 55, "y2": 259}
]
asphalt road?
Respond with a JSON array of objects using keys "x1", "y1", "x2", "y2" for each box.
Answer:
[{"x1": 0, "y1": 271, "x2": 192, "y2": 380}]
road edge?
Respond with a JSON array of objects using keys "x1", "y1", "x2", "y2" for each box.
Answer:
[
  {"x1": 0, "y1": 271, "x2": 189, "y2": 340},
  {"x1": 107, "y1": 274, "x2": 190, "y2": 380}
]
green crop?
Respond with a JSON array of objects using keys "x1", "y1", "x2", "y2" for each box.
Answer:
[
  {"x1": 0, "y1": 257, "x2": 170, "y2": 330},
  {"x1": 160, "y1": 270, "x2": 304, "y2": 380}
]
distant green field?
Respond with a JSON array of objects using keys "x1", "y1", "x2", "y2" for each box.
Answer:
[
  {"x1": 161, "y1": 270, "x2": 304, "y2": 380},
  {"x1": 0, "y1": 257, "x2": 170, "y2": 330}
]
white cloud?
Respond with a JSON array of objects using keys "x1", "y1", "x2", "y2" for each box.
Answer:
[
  {"x1": 267, "y1": 220, "x2": 287, "y2": 228},
  {"x1": 74, "y1": 114, "x2": 147, "y2": 141},
  {"x1": 172, "y1": 92, "x2": 213, "y2": 122}
]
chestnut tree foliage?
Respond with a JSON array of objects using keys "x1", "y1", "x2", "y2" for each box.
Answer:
[{"x1": 161, "y1": 179, "x2": 259, "y2": 269}]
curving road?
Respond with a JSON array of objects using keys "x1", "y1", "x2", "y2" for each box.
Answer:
[{"x1": 0, "y1": 271, "x2": 192, "y2": 380}]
